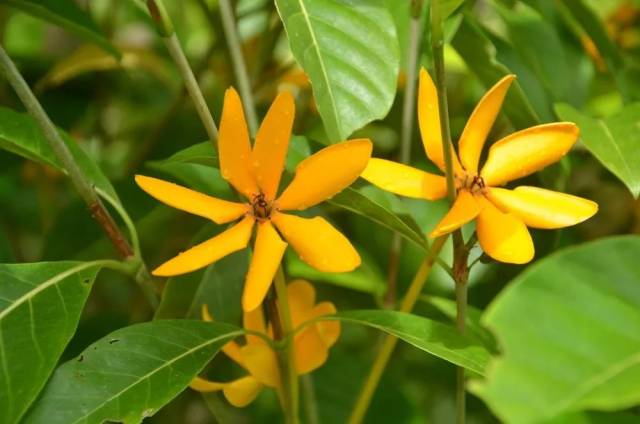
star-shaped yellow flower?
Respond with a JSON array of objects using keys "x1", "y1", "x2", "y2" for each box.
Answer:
[
  {"x1": 362, "y1": 69, "x2": 598, "y2": 264},
  {"x1": 136, "y1": 88, "x2": 372, "y2": 310},
  {"x1": 189, "y1": 280, "x2": 340, "y2": 407}
]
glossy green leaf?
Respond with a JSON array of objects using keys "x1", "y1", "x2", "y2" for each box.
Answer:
[
  {"x1": 0, "y1": 261, "x2": 104, "y2": 424},
  {"x1": 0, "y1": 106, "x2": 120, "y2": 204},
  {"x1": 332, "y1": 310, "x2": 491, "y2": 375},
  {"x1": 3, "y1": 0, "x2": 119, "y2": 58},
  {"x1": 275, "y1": 0, "x2": 399, "y2": 142},
  {"x1": 151, "y1": 141, "x2": 219, "y2": 168},
  {"x1": 451, "y1": 16, "x2": 540, "y2": 128},
  {"x1": 329, "y1": 187, "x2": 426, "y2": 249},
  {"x1": 422, "y1": 296, "x2": 497, "y2": 353},
  {"x1": 472, "y1": 236, "x2": 640, "y2": 423},
  {"x1": 555, "y1": 103, "x2": 640, "y2": 197},
  {"x1": 24, "y1": 320, "x2": 242, "y2": 424}
]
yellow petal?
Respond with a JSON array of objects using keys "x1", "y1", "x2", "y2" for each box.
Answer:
[
  {"x1": 252, "y1": 91, "x2": 295, "y2": 200},
  {"x1": 361, "y1": 158, "x2": 447, "y2": 200},
  {"x1": 243, "y1": 221, "x2": 288, "y2": 312},
  {"x1": 189, "y1": 376, "x2": 225, "y2": 392},
  {"x1": 201, "y1": 304, "x2": 245, "y2": 367},
  {"x1": 459, "y1": 75, "x2": 515, "y2": 173},
  {"x1": 276, "y1": 139, "x2": 372, "y2": 210},
  {"x1": 286, "y1": 279, "x2": 316, "y2": 328},
  {"x1": 243, "y1": 306, "x2": 268, "y2": 346},
  {"x1": 218, "y1": 88, "x2": 259, "y2": 198},
  {"x1": 272, "y1": 212, "x2": 360, "y2": 272},
  {"x1": 476, "y1": 199, "x2": 534, "y2": 264},
  {"x1": 152, "y1": 216, "x2": 254, "y2": 276},
  {"x1": 241, "y1": 344, "x2": 280, "y2": 388},
  {"x1": 429, "y1": 190, "x2": 482, "y2": 238},
  {"x1": 486, "y1": 186, "x2": 598, "y2": 229},
  {"x1": 223, "y1": 376, "x2": 263, "y2": 407},
  {"x1": 294, "y1": 324, "x2": 329, "y2": 375},
  {"x1": 313, "y1": 302, "x2": 340, "y2": 348},
  {"x1": 418, "y1": 68, "x2": 462, "y2": 173},
  {"x1": 480, "y1": 123, "x2": 579, "y2": 187},
  {"x1": 135, "y1": 175, "x2": 248, "y2": 224}
]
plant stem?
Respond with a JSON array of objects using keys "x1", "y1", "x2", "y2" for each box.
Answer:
[
  {"x1": 386, "y1": 0, "x2": 425, "y2": 308},
  {"x1": 274, "y1": 267, "x2": 299, "y2": 424},
  {"x1": 0, "y1": 45, "x2": 133, "y2": 259},
  {"x1": 0, "y1": 44, "x2": 160, "y2": 309},
  {"x1": 163, "y1": 34, "x2": 219, "y2": 143},
  {"x1": 348, "y1": 236, "x2": 447, "y2": 424},
  {"x1": 301, "y1": 375, "x2": 320, "y2": 424},
  {"x1": 431, "y1": 2, "x2": 467, "y2": 422},
  {"x1": 218, "y1": 0, "x2": 259, "y2": 135}
]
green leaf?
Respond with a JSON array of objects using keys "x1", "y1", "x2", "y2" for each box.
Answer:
[
  {"x1": 422, "y1": 296, "x2": 498, "y2": 353},
  {"x1": 155, "y1": 248, "x2": 248, "y2": 323},
  {"x1": 451, "y1": 16, "x2": 540, "y2": 128},
  {"x1": 555, "y1": 103, "x2": 640, "y2": 198},
  {"x1": 0, "y1": 106, "x2": 121, "y2": 204},
  {"x1": 332, "y1": 310, "x2": 491, "y2": 375},
  {"x1": 471, "y1": 236, "x2": 640, "y2": 423},
  {"x1": 275, "y1": 0, "x2": 399, "y2": 142},
  {"x1": 329, "y1": 187, "x2": 426, "y2": 249},
  {"x1": 0, "y1": 261, "x2": 104, "y2": 424},
  {"x1": 36, "y1": 44, "x2": 170, "y2": 91},
  {"x1": 24, "y1": 320, "x2": 242, "y2": 424},
  {"x1": 4, "y1": 0, "x2": 119, "y2": 58},
  {"x1": 151, "y1": 141, "x2": 219, "y2": 168}
]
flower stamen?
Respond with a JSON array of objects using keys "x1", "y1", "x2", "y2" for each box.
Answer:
[{"x1": 251, "y1": 193, "x2": 273, "y2": 220}]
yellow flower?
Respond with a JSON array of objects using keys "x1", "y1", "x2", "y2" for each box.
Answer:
[
  {"x1": 362, "y1": 69, "x2": 598, "y2": 264},
  {"x1": 136, "y1": 88, "x2": 372, "y2": 311},
  {"x1": 189, "y1": 280, "x2": 340, "y2": 407}
]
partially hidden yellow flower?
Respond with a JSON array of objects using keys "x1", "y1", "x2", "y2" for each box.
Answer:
[
  {"x1": 362, "y1": 69, "x2": 598, "y2": 264},
  {"x1": 136, "y1": 88, "x2": 372, "y2": 310},
  {"x1": 189, "y1": 280, "x2": 340, "y2": 407}
]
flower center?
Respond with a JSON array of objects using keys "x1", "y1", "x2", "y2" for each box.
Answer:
[
  {"x1": 251, "y1": 193, "x2": 273, "y2": 220},
  {"x1": 458, "y1": 173, "x2": 487, "y2": 195}
]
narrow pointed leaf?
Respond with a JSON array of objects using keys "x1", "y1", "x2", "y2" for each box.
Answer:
[
  {"x1": 329, "y1": 187, "x2": 426, "y2": 249},
  {"x1": 331, "y1": 310, "x2": 491, "y2": 374},
  {"x1": 275, "y1": 0, "x2": 399, "y2": 142},
  {"x1": 24, "y1": 320, "x2": 242, "y2": 424},
  {"x1": 0, "y1": 261, "x2": 104, "y2": 424},
  {"x1": 472, "y1": 236, "x2": 640, "y2": 423}
]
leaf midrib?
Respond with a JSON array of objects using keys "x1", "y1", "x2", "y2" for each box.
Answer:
[
  {"x1": 291, "y1": 0, "x2": 340, "y2": 138},
  {"x1": 0, "y1": 261, "x2": 101, "y2": 321},
  {"x1": 71, "y1": 330, "x2": 243, "y2": 424}
]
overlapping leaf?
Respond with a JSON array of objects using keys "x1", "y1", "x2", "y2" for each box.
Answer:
[
  {"x1": 275, "y1": 0, "x2": 399, "y2": 142},
  {"x1": 332, "y1": 310, "x2": 491, "y2": 374},
  {"x1": 0, "y1": 261, "x2": 103, "y2": 424},
  {"x1": 472, "y1": 236, "x2": 640, "y2": 423},
  {"x1": 24, "y1": 320, "x2": 242, "y2": 424},
  {"x1": 555, "y1": 103, "x2": 640, "y2": 198}
]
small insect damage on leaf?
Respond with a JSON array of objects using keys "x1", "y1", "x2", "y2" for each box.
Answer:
[{"x1": 108, "y1": 338, "x2": 120, "y2": 344}]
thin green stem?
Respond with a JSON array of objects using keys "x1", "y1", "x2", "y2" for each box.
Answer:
[
  {"x1": 163, "y1": 34, "x2": 219, "y2": 144},
  {"x1": 218, "y1": 0, "x2": 259, "y2": 135},
  {"x1": 430, "y1": 2, "x2": 456, "y2": 203},
  {"x1": 274, "y1": 267, "x2": 300, "y2": 424},
  {"x1": 431, "y1": 2, "x2": 467, "y2": 422},
  {"x1": 386, "y1": 0, "x2": 425, "y2": 307},
  {"x1": 301, "y1": 375, "x2": 320, "y2": 424},
  {"x1": 348, "y1": 236, "x2": 447, "y2": 424},
  {"x1": 0, "y1": 44, "x2": 135, "y2": 260}
]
